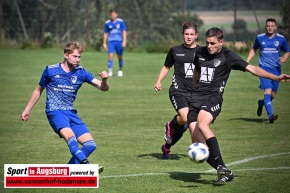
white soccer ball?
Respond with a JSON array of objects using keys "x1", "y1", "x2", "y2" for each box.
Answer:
[{"x1": 187, "y1": 143, "x2": 209, "y2": 163}]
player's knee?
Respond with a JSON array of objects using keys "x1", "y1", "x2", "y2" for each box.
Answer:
[
  {"x1": 82, "y1": 140, "x2": 97, "y2": 155},
  {"x1": 180, "y1": 117, "x2": 187, "y2": 125},
  {"x1": 197, "y1": 122, "x2": 208, "y2": 132},
  {"x1": 179, "y1": 114, "x2": 187, "y2": 125}
]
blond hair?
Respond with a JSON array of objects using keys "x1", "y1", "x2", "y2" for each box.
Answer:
[{"x1": 64, "y1": 42, "x2": 83, "y2": 54}]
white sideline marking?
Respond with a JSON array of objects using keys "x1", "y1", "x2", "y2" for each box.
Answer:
[
  {"x1": 100, "y1": 152, "x2": 290, "y2": 179},
  {"x1": 205, "y1": 152, "x2": 290, "y2": 173}
]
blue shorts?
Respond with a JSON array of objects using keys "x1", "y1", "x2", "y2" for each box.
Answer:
[
  {"x1": 108, "y1": 41, "x2": 123, "y2": 55},
  {"x1": 46, "y1": 110, "x2": 90, "y2": 138},
  {"x1": 259, "y1": 65, "x2": 281, "y2": 92}
]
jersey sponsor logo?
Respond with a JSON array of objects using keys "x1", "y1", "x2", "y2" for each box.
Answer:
[
  {"x1": 199, "y1": 67, "x2": 215, "y2": 83},
  {"x1": 176, "y1": 54, "x2": 185, "y2": 56},
  {"x1": 274, "y1": 41, "x2": 279, "y2": 47},
  {"x1": 184, "y1": 63, "x2": 195, "y2": 78},
  {"x1": 71, "y1": 76, "x2": 77, "y2": 84},
  {"x1": 214, "y1": 59, "x2": 221, "y2": 67},
  {"x1": 262, "y1": 47, "x2": 278, "y2": 53},
  {"x1": 211, "y1": 104, "x2": 220, "y2": 112}
]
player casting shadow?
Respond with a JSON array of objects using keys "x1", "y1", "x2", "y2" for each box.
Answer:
[
  {"x1": 169, "y1": 172, "x2": 225, "y2": 186},
  {"x1": 229, "y1": 117, "x2": 268, "y2": 123},
  {"x1": 137, "y1": 153, "x2": 187, "y2": 160}
]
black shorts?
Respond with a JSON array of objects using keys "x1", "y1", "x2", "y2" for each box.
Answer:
[
  {"x1": 169, "y1": 91, "x2": 192, "y2": 112},
  {"x1": 187, "y1": 94, "x2": 223, "y2": 124}
]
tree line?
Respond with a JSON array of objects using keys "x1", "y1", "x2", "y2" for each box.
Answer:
[{"x1": 0, "y1": 0, "x2": 288, "y2": 51}]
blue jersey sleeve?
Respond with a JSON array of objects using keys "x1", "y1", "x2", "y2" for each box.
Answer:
[
  {"x1": 39, "y1": 67, "x2": 49, "y2": 89},
  {"x1": 253, "y1": 37, "x2": 260, "y2": 49},
  {"x1": 104, "y1": 22, "x2": 109, "y2": 33},
  {"x1": 84, "y1": 70, "x2": 94, "y2": 83},
  {"x1": 121, "y1": 20, "x2": 127, "y2": 31},
  {"x1": 281, "y1": 38, "x2": 290, "y2": 53}
]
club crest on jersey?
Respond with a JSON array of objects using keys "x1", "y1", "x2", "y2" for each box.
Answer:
[
  {"x1": 274, "y1": 41, "x2": 279, "y2": 47},
  {"x1": 214, "y1": 59, "x2": 221, "y2": 67},
  {"x1": 71, "y1": 76, "x2": 77, "y2": 83}
]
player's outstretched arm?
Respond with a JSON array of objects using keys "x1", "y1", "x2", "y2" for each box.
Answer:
[
  {"x1": 20, "y1": 85, "x2": 44, "y2": 121},
  {"x1": 91, "y1": 71, "x2": 109, "y2": 91},
  {"x1": 246, "y1": 64, "x2": 290, "y2": 82},
  {"x1": 154, "y1": 66, "x2": 170, "y2": 92}
]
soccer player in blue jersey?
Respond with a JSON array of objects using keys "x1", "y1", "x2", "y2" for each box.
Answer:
[
  {"x1": 103, "y1": 9, "x2": 127, "y2": 77},
  {"x1": 247, "y1": 18, "x2": 290, "y2": 123},
  {"x1": 21, "y1": 42, "x2": 109, "y2": 167},
  {"x1": 154, "y1": 21, "x2": 201, "y2": 159}
]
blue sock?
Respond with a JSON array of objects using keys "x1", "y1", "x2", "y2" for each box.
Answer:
[
  {"x1": 108, "y1": 60, "x2": 113, "y2": 69},
  {"x1": 67, "y1": 136, "x2": 87, "y2": 164},
  {"x1": 68, "y1": 140, "x2": 96, "y2": 164},
  {"x1": 81, "y1": 140, "x2": 97, "y2": 157},
  {"x1": 264, "y1": 94, "x2": 273, "y2": 118},
  {"x1": 119, "y1": 59, "x2": 123, "y2": 71}
]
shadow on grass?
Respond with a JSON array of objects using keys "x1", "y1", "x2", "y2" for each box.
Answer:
[
  {"x1": 229, "y1": 117, "x2": 268, "y2": 123},
  {"x1": 137, "y1": 153, "x2": 187, "y2": 160},
  {"x1": 169, "y1": 172, "x2": 226, "y2": 186}
]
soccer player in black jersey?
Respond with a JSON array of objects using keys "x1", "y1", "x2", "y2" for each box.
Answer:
[
  {"x1": 154, "y1": 21, "x2": 202, "y2": 159},
  {"x1": 188, "y1": 27, "x2": 290, "y2": 183}
]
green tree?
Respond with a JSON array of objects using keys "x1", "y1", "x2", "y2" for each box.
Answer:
[{"x1": 279, "y1": 0, "x2": 290, "y2": 40}]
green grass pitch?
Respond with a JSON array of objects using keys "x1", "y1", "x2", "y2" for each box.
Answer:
[{"x1": 0, "y1": 48, "x2": 290, "y2": 193}]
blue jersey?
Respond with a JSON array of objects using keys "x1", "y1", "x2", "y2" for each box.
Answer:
[
  {"x1": 253, "y1": 33, "x2": 290, "y2": 68},
  {"x1": 104, "y1": 18, "x2": 127, "y2": 42},
  {"x1": 39, "y1": 63, "x2": 94, "y2": 112}
]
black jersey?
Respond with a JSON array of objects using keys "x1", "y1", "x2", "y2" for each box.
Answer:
[
  {"x1": 164, "y1": 44, "x2": 201, "y2": 94},
  {"x1": 193, "y1": 47, "x2": 249, "y2": 96}
]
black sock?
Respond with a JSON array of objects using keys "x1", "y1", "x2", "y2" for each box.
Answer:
[
  {"x1": 206, "y1": 137, "x2": 225, "y2": 169},
  {"x1": 206, "y1": 153, "x2": 218, "y2": 169},
  {"x1": 166, "y1": 115, "x2": 185, "y2": 148},
  {"x1": 169, "y1": 115, "x2": 179, "y2": 129},
  {"x1": 171, "y1": 125, "x2": 184, "y2": 146}
]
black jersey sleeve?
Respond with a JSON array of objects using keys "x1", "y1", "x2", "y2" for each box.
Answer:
[
  {"x1": 164, "y1": 47, "x2": 175, "y2": 68},
  {"x1": 224, "y1": 49, "x2": 249, "y2": 71},
  {"x1": 193, "y1": 47, "x2": 202, "y2": 70}
]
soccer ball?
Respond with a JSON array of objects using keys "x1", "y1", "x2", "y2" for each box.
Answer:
[{"x1": 187, "y1": 143, "x2": 209, "y2": 163}]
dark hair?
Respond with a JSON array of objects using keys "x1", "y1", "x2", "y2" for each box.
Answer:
[
  {"x1": 64, "y1": 42, "x2": 83, "y2": 54},
  {"x1": 110, "y1": 9, "x2": 117, "y2": 14},
  {"x1": 182, "y1": 21, "x2": 198, "y2": 33},
  {"x1": 205, "y1": 27, "x2": 223, "y2": 41},
  {"x1": 266, "y1": 18, "x2": 276, "y2": 24}
]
